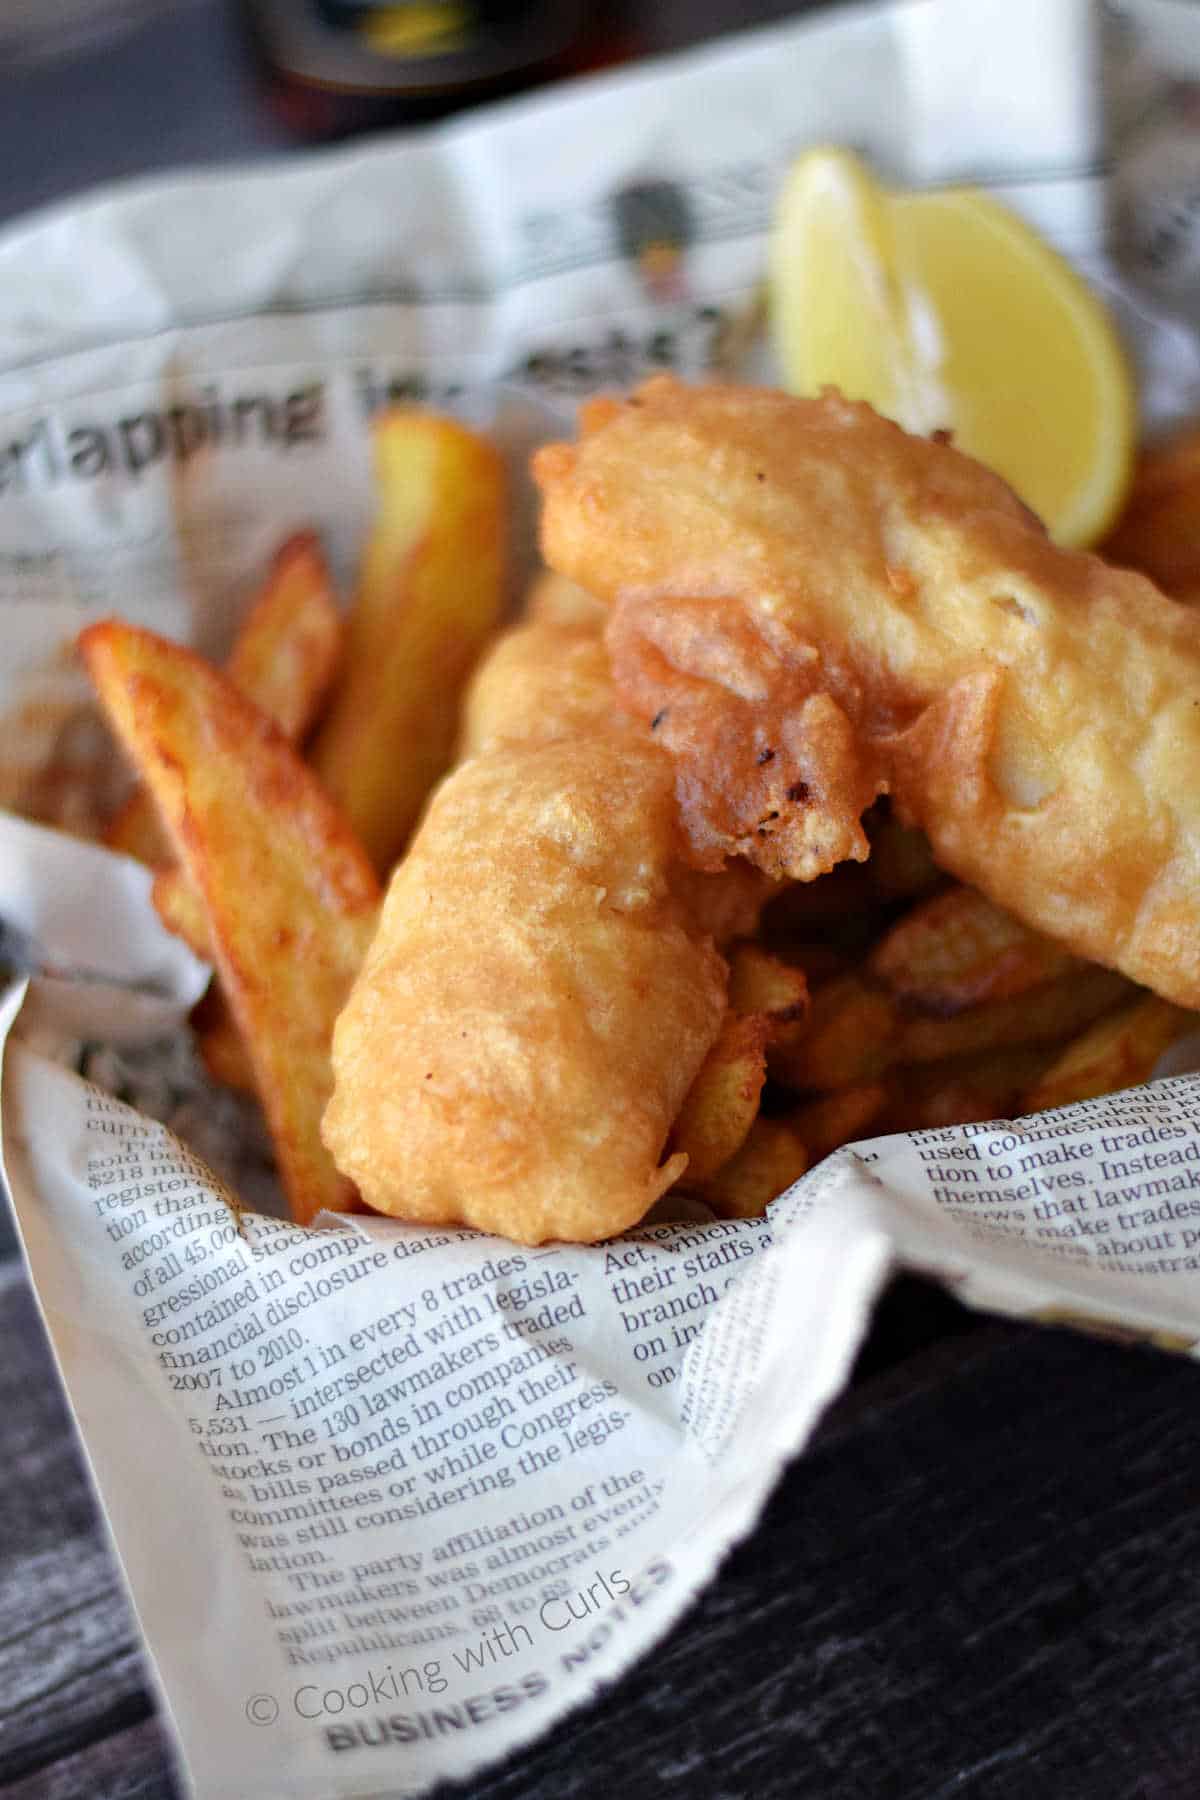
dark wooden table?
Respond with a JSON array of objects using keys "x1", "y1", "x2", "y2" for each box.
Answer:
[{"x1": 4, "y1": 6, "x2": 1200, "y2": 1798}]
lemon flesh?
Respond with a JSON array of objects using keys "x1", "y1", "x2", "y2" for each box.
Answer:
[{"x1": 768, "y1": 148, "x2": 1135, "y2": 547}]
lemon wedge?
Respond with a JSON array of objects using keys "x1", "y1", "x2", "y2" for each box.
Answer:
[{"x1": 767, "y1": 147, "x2": 1135, "y2": 547}]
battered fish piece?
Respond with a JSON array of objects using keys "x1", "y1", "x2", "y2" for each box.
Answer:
[
  {"x1": 322, "y1": 734, "x2": 726, "y2": 1243},
  {"x1": 536, "y1": 378, "x2": 1200, "y2": 1008},
  {"x1": 458, "y1": 607, "x2": 616, "y2": 758},
  {"x1": 459, "y1": 600, "x2": 776, "y2": 943}
]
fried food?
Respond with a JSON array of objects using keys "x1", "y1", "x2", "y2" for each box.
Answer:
[
  {"x1": 696, "y1": 1117, "x2": 809, "y2": 1219},
  {"x1": 311, "y1": 411, "x2": 507, "y2": 873},
  {"x1": 460, "y1": 599, "x2": 777, "y2": 947},
  {"x1": 868, "y1": 884, "x2": 1081, "y2": 1014},
  {"x1": 727, "y1": 942, "x2": 810, "y2": 1034},
  {"x1": 880, "y1": 1044, "x2": 1058, "y2": 1133},
  {"x1": 1021, "y1": 995, "x2": 1193, "y2": 1115},
  {"x1": 1102, "y1": 423, "x2": 1200, "y2": 600},
  {"x1": 535, "y1": 377, "x2": 1200, "y2": 1007},
  {"x1": 788, "y1": 1083, "x2": 888, "y2": 1163},
  {"x1": 105, "y1": 530, "x2": 342, "y2": 870},
  {"x1": 222, "y1": 530, "x2": 344, "y2": 738},
  {"x1": 323, "y1": 734, "x2": 727, "y2": 1243},
  {"x1": 524, "y1": 568, "x2": 606, "y2": 628},
  {"x1": 669, "y1": 1012, "x2": 768, "y2": 1184},
  {"x1": 325, "y1": 600, "x2": 793, "y2": 1241},
  {"x1": 81, "y1": 621, "x2": 379, "y2": 1226},
  {"x1": 776, "y1": 964, "x2": 1130, "y2": 1091},
  {"x1": 458, "y1": 609, "x2": 616, "y2": 758}
]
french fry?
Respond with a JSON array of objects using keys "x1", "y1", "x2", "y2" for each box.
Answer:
[
  {"x1": 895, "y1": 966, "x2": 1132, "y2": 1065},
  {"x1": 151, "y1": 866, "x2": 212, "y2": 961},
  {"x1": 105, "y1": 531, "x2": 342, "y2": 871},
  {"x1": 223, "y1": 531, "x2": 344, "y2": 738},
  {"x1": 698, "y1": 1118, "x2": 809, "y2": 1219},
  {"x1": 727, "y1": 942, "x2": 810, "y2": 1033},
  {"x1": 1022, "y1": 996, "x2": 1195, "y2": 1115},
  {"x1": 311, "y1": 412, "x2": 507, "y2": 873},
  {"x1": 81, "y1": 621, "x2": 380, "y2": 1225},
  {"x1": 789, "y1": 1083, "x2": 888, "y2": 1163},
  {"x1": 772, "y1": 975, "x2": 896, "y2": 1088},
  {"x1": 775, "y1": 965, "x2": 1132, "y2": 1091},
  {"x1": 882, "y1": 1044, "x2": 1060, "y2": 1132},
  {"x1": 1102, "y1": 424, "x2": 1200, "y2": 598},
  {"x1": 870, "y1": 884, "x2": 1080, "y2": 1014},
  {"x1": 105, "y1": 779, "x2": 176, "y2": 869},
  {"x1": 670, "y1": 1012, "x2": 768, "y2": 1184}
]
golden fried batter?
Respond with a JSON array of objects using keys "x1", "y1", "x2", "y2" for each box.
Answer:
[
  {"x1": 458, "y1": 610, "x2": 615, "y2": 759},
  {"x1": 460, "y1": 601, "x2": 777, "y2": 943},
  {"x1": 322, "y1": 734, "x2": 726, "y2": 1243},
  {"x1": 536, "y1": 377, "x2": 1200, "y2": 1008}
]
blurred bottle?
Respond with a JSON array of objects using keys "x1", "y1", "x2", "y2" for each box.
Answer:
[{"x1": 239, "y1": 1, "x2": 618, "y2": 140}]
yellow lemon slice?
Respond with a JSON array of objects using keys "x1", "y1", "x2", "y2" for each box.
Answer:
[{"x1": 767, "y1": 147, "x2": 1135, "y2": 547}]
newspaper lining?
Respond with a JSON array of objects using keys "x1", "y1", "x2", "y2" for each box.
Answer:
[{"x1": 3, "y1": 4, "x2": 1200, "y2": 1796}]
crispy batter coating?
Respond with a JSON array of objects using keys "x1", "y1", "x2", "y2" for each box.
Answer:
[
  {"x1": 460, "y1": 602, "x2": 777, "y2": 944},
  {"x1": 536, "y1": 377, "x2": 1200, "y2": 1007},
  {"x1": 322, "y1": 734, "x2": 726, "y2": 1243},
  {"x1": 458, "y1": 610, "x2": 616, "y2": 759},
  {"x1": 608, "y1": 591, "x2": 881, "y2": 880}
]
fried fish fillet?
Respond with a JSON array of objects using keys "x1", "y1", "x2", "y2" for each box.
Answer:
[
  {"x1": 535, "y1": 378, "x2": 1200, "y2": 1008},
  {"x1": 322, "y1": 732, "x2": 727, "y2": 1244},
  {"x1": 324, "y1": 604, "x2": 740, "y2": 1243},
  {"x1": 459, "y1": 598, "x2": 776, "y2": 944}
]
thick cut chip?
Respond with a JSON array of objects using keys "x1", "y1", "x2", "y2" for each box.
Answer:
[
  {"x1": 312, "y1": 412, "x2": 507, "y2": 872},
  {"x1": 727, "y1": 941, "x2": 811, "y2": 1060},
  {"x1": 1022, "y1": 996, "x2": 1195, "y2": 1114},
  {"x1": 895, "y1": 966, "x2": 1131, "y2": 1066},
  {"x1": 728, "y1": 942, "x2": 811, "y2": 1028},
  {"x1": 110, "y1": 534, "x2": 343, "y2": 1093},
  {"x1": 789, "y1": 1084, "x2": 888, "y2": 1163},
  {"x1": 869, "y1": 884, "x2": 1080, "y2": 1014},
  {"x1": 1103, "y1": 425, "x2": 1200, "y2": 599},
  {"x1": 773, "y1": 975, "x2": 897, "y2": 1089},
  {"x1": 151, "y1": 866, "x2": 212, "y2": 961},
  {"x1": 699, "y1": 1118, "x2": 809, "y2": 1219},
  {"x1": 81, "y1": 621, "x2": 380, "y2": 1225},
  {"x1": 883, "y1": 1045, "x2": 1058, "y2": 1132},
  {"x1": 670, "y1": 1012, "x2": 768, "y2": 1183},
  {"x1": 105, "y1": 531, "x2": 341, "y2": 870},
  {"x1": 775, "y1": 966, "x2": 1131, "y2": 1091},
  {"x1": 223, "y1": 531, "x2": 344, "y2": 738}
]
